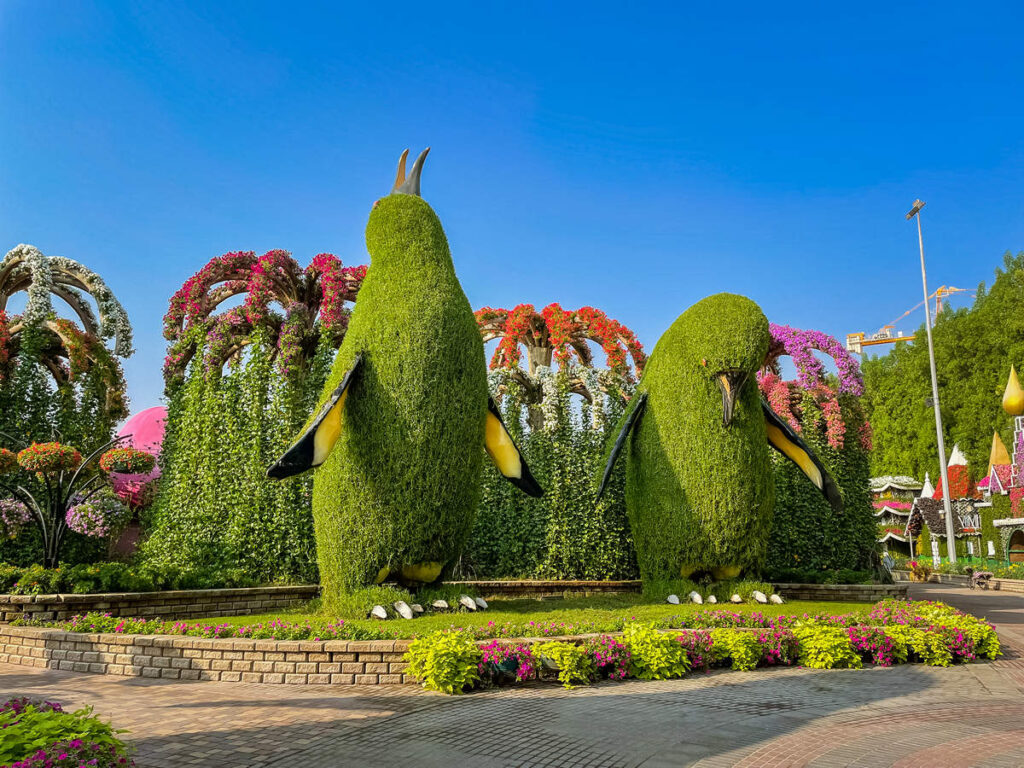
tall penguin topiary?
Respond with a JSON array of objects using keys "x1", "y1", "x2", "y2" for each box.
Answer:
[
  {"x1": 598, "y1": 293, "x2": 841, "y2": 582},
  {"x1": 269, "y1": 149, "x2": 542, "y2": 607}
]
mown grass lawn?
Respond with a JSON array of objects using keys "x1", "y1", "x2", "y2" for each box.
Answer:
[{"x1": 206, "y1": 594, "x2": 873, "y2": 639}]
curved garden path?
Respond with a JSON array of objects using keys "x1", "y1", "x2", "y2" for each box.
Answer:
[{"x1": 2, "y1": 583, "x2": 1023, "y2": 768}]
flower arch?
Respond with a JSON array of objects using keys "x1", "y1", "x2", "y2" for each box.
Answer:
[
  {"x1": 0, "y1": 244, "x2": 132, "y2": 420},
  {"x1": 758, "y1": 323, "x2": 870, "y2": 450},
  {"x1": 162, "y1": 250, "x2": 365, "y2": 388},
  {"x1": 475, "y1": 303, "x2": 646, "y2": 406}
]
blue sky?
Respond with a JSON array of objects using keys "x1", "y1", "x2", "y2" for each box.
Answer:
[{"x1": 2, "y1": 1, "x2": 1022, "y2": 411}]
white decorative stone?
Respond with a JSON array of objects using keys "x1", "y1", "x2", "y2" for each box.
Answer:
[
  {"x1": 730, "y1": 594, "x2": 743, "y2": 604},
  {"x1": 769, "y1": 593, "x2": 784, "y2": 604},
  {"x1": 431, "y1": 599, "x2": 449, "y2": 610},
  {"x1": 689, "y1": 591, "x2": 703, "y2": 604},
  {"x1": 394, "y1": 601, "x2": 414, "y2": 619},
  {"x1": 370, "y1": 605, "x2": 388, "y2": 620},
  {"x1": 459, "y1": 595, "x2": 477, "y2": 611},
  {"x1": 411, "y1": 603, "x2": 424, "y2": 614},
  {"x1": 707, "y1": 595, "x2": 717, "y2": 604},
  {"x1": 667, "y1": 594, "x2": 680, "y2": 604},
  {"x1": 474, "y1": 596, "x2": 488, "y2": 610},
  {"x1": 752, "y1": 590, "x2": 768, "y2": 604}
]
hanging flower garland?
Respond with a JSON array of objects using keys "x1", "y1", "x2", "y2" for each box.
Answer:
[
  {"x1": 758, "y1": 324, "x2": 871, "y2": 451},
  {"x1": 476, "y1": 303, "x2": 646, "y2": 415},
  {"x1": 162, "y1": 250, "x2": 364, "y2": 388}
]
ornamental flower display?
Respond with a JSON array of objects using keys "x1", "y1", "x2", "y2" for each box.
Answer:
[
  {"x1": 0, "y1": 448, "x2": 15, "y2": 474},
  {"x1": 1, "y1": 432, "x2": 133, "y2": 566},
  {"x1": 99, "y1": 447, "x2": 156, "y2": 475},
  {"x1": 757, "y1": 324, "x2": 871, "y2": 451},
  {"x1": 162, "y1": 249, "x2": 365, "y2": 387},
  {"x1": 0, "y1": 244, "x2": 132, "y2": 421},
  {"x1": 0, "y1": 499, "x2": 32, "y2": 538},
  {"x1": 475, "y1": 303, "x2": 646, "y2": 430},
  {"x1": 16, "y1": 442, "x2": 82, "y2": 474},
  {"x1": 66, "y1": 495, "x2": 129, "y2": 538}
]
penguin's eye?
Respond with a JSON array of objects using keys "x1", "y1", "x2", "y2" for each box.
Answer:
[
  {"x1": 373, "y1": 199, "x2": 381, "y2": 209},
  {"x1": 700, "y1": 358, "x2": 708, "y2": 368}
]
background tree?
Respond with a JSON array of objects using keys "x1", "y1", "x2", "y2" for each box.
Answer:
[
  {"x1": 142, "y1": 250, "x2": 364, "y2": 582},
  {"x1": 863, "y1": 251, "x2": 1024, "y2": 479}
]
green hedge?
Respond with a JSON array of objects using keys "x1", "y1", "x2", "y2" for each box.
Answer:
[
  {"x1": 0, "y1": 560, "x2": 261, "y2": 595},
  {"x1": 142, "y1": 330, "x2": 331, "y2": 583}
]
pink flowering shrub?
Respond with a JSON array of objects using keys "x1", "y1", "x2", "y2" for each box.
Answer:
[
  {"x1": 478, "y1": 641, "x2": 540, "y2": 682},
  {"x1": 755, "y1": 627, "x2": 798, "y2": 666},
  {"x1": 676, "y1": 630, "x2": 714, "y2": 671},
  {"x1": 583, "y1": 635, "x2": 633, "y2": 680}
]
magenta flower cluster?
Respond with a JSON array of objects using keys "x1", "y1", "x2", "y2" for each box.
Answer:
[
  {"x1": 766, "y1": 323, "x2": 864, "y2": 395},
  {"x1": 478, "y1": 641, "x2": 540, "y2": 681},
  {"x1": 755, "y1": 627, "x2": 799, "y2": 666},
  {"x1": 846, "y1": 626, "x2": 898, "y2": 666},
  {"x1": 675, "y1": 630, "x2": 714, "y2": 671},
  {"x1": 9, "y1": 742, "x2": 133, "y2": 768},
  {"x1": 583, "y1": 635, "x2": 633, "y2": 680}
]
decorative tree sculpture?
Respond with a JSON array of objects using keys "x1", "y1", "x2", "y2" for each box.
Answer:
[
  {"x1": 0, "y1": 244, "x2": 133, "y2": 439},
  {"x1": 0, "y1": 435, "x2": 153, "y2": 567},
  {"x1": 476, "y1": 303, "x2": 646, "y2": 429},
  {"x1": 144, "y1": 249, "x2": 366, "y2": 583}
]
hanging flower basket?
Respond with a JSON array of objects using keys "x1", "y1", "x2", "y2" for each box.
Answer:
[
  {"x1": 99, "y1": 447, "x2": 156, "y2": 475},
  {"x1": 0, "y1": 448, "x2": 16, "y2": 475},
  {"x1": 65, "y1": 495, "x2": 129, "y2": 538},
  {"x1": 0, "y1": 499, "x2": 32, "y2": 538},
  {"x1": 17, "y1": 442, "x2": 82, "y2": 473}
]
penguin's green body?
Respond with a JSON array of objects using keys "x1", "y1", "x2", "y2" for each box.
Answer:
[
  {"x1": 600, "y1": 293, "x2": 841, "y2": 582},
  {"x1": 269, "y1": 150, "x2": 542, "y2": 608}
]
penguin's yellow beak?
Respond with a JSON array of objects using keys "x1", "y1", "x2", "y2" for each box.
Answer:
[{"x1": 716, "y1": 370, "x2": 748, "y2": 427}]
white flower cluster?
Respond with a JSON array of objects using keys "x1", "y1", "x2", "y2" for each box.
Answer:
[{"x1": 1, "y1": 245, "x2": 133, "y2": 358}]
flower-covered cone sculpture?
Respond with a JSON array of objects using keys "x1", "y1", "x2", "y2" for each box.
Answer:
[
  {"x1": 598, "y1": 293, "x2": 841, "y2": 582},
  {"x1": 269, "y1": 149, "x2": 543, "y2": 604}
]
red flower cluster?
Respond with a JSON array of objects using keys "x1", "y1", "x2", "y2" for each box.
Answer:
[
  {"x1": 475, "y1": 303, "x2": 646, "y2": 379},
  {"x1": 99, "y1": 447, "x2": 156, "y2": 475},
  {"x1": 0, "y1": 448, "x2": 16, "y2": 474},
  {"x1": 17, "y1": 442, "x2": 82, "y2": 474}
]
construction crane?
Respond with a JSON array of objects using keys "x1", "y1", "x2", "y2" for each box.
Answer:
[{"x1": 846, "y1": 286, "x2": 975, "y2": 355}]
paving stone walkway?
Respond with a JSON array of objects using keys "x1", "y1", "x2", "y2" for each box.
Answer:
[{"x1": 2, "y1": 583, "x2": 1023, "y2": 767}]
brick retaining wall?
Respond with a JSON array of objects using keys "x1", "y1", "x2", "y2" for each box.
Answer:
[
  {"x1": 0, "y1": 624, "x2": 415, "y2": 686},
  {"x1": 772, "y1": 583, "x2": 908, "y2": 602},
  {"x1": 0, "y1": 585, "x2": 320, "y2": 624},
  {"x1": 893, "y1": 570, "x2": 1024, "y2": 593}
]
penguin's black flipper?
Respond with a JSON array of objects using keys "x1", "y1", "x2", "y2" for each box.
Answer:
[
  {"x1": 761, "y1": 397, "x2": 843, "y2": 512},
  {"x1": 484, "y1": 396, "x2": 544, "y2": 497},
  {"x1": 596, "y1": 392, "x2": 647, "y2": 500},
  {"x1": 267, "y1": 355, "x2": 363, "y2": 480}
]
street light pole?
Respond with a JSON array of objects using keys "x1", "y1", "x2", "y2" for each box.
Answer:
[{"x1": 906, "y1": 199, "x2": 957, "y2": 563}]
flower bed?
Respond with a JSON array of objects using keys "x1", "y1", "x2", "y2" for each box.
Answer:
[
  {"x1": 0, "y1": 600, "x2": 999, "y2": 690},
  {"x1": 405, "y1": 600, "x2": 1000, "y2": 693},
  {"x1": 0, "y1": 696, "x2": 134, "y2": 767}
]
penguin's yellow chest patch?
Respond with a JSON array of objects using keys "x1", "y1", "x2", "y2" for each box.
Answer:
[
  {"x1": 313, "y1": 390, "x2": 347, "y2": 466},
  {"x1": 484, "y1": 410, "x2": 522, "y2": 479}
]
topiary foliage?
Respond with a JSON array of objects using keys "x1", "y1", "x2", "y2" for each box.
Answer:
[
  {"x1": 623, "y1": 293, "x2": 773, "y2": 581},
  {"x1": 311, "y1": 186, "x2": 488, "y2": 606}
]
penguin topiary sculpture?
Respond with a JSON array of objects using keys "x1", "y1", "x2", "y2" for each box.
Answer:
[
  {"x1": 269, "y1": 149, "x2": 542, "y2": 608},
  {"x1": 598, "y1": 293, "x2": 841, "y2": 582}
]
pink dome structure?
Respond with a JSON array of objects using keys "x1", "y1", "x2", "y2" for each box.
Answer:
[{"x1": 111, "y1": 406, "x2": 167, "y2": 507}]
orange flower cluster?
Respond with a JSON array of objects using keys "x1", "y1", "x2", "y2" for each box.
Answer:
[
  {"x1": 16, "y1": 442, "x2": 82, "y2": 474},
  {"x1": 475, "y1": 303, "x2": 646, "y2": 379}
]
